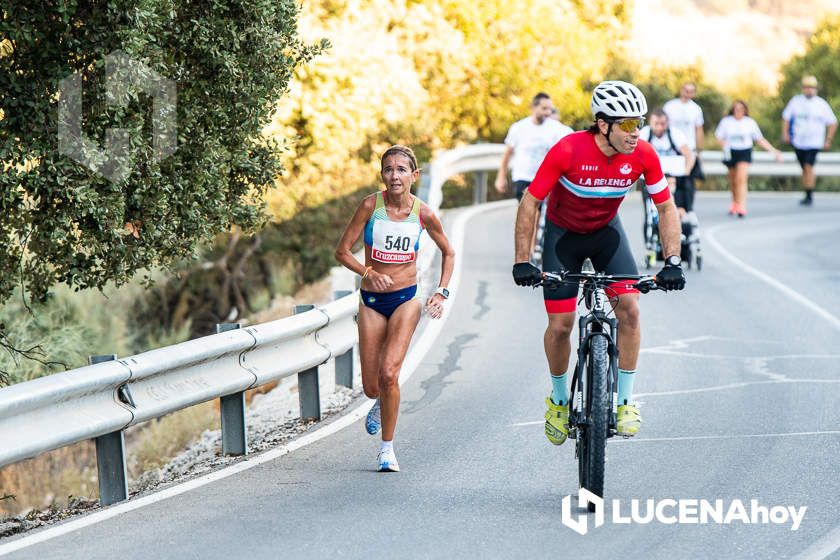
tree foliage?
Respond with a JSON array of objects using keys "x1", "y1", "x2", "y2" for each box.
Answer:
[
  {"x1": 0, "y1": 1, "x2": 321, "y2": 307},
  {"x1": 263, "y1": 0, "x2": 634, "y2": 222},
  {"x1": 602, "y1": 57, "x2": 730, "y2": 148}
]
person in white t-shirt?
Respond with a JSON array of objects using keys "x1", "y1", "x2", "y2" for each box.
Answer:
[
  {"x1": 496, "y1": 93, "x2": 573, "y2": 258},
  {"x1": 664, "y1": 82, "x2": 705, "y2": 210},
  {"x1": 495, "y1": 92, "x2": 573, "y2": 201},
  {"x1": 715, "y1": 100, "x2": 783, "y2": 217},
  {"x1": 640, "y1": 109, "x2": 696, "y2": 212},
  {"x1": 639, "y1": 109, "x2": 699, "y2": 267},
  {"x1": 781, "y1": 75, "x2": 838, "y2": 206}
]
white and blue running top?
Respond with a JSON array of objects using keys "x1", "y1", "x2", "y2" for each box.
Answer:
[{"x1": 364, "y1": 191, "x2": 424, "y2": 264}]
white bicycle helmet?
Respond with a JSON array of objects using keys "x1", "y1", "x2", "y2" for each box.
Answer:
[{"x1": 591, "y1": 80, "x2": 648, "y2": 118}]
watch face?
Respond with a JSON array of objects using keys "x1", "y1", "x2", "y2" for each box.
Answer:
[
  {"x1": 440, "y1": 288, "x2": 450, "y2": 298},
  {"x1": 667, "y1": 256, "x2": 682, "y2": 266}
]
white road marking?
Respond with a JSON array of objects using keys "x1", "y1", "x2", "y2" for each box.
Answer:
[
  {"x1": 610, "y1": 430, "x2": 840, "y2": 443},
  {"x1": 705, "y1": 220, "x2": 840, "y2": 331},
  {"x1": 0, "y1": 201, "x2": 511, "y2": 557},
  {"x1": 635, "y1": 378, "x2": 840, "y2": 397},
  {"x1": 793, "y1": 524, "x2": 840, "y2": 560},
  {"x1": 509, "y1": 422, "x2": 840, "y2": 443}
]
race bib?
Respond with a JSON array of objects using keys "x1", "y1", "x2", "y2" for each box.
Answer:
[
  {"x1": 659, "y1": 155, "x2": 687, "y2": 177},
  {"x1": 371, "y1": 220, "x2": 420, "y2": 263}
]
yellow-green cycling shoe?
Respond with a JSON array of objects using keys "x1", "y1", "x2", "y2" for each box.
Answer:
[
  {"x1": 617, "y1": 403, "x2": 642, "y2": 437},
  {"x1": 544, "y1": 396, "x2": 569, "y2": 445}
]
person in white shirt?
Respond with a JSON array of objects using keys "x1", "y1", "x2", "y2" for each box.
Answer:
[
  {"x1": 495, "y1": 92, "x2": 573, "y2": 201},
  {"x1": 640, "y1": 109, "x2": 696, "y2": 215},
  {"x1": 781, "y1": 75, "x2": 838, "y2": 205},
  {"x1": 640, "y1": 109, "x2": 699, "y2": 268},
  {"x1": 664, "y1": 82, "x2": 705, "y2": 209},
  {"x1": 715, "y1": 100, "x2": 783, "y2": 217},
  {"x1": 496, "y1": 93, "x2": 573, "y2": 258}
]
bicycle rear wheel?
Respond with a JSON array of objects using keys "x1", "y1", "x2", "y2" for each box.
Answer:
[{"x1": 578, "y1": 334, "x2": 609, "y2": 509}]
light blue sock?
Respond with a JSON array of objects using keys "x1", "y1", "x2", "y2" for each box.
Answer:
[
  {"x1": 550, "y1": 373, "x2": 569, "y2": 405},
  {"x1": 618, "y1": 369, "x2": 636, "y2": 405}
]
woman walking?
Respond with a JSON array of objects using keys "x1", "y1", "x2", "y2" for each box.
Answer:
[
  {"x1": 335, "y1": 145, "x2": 455, "y2": 472},
  {"x1": 715, "y1": 100, "x2": 783, "y2": 217}
]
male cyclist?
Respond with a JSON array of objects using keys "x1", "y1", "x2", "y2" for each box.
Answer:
[{"x1": 512, "y1": 81, "x2": 685, "y2": 445}]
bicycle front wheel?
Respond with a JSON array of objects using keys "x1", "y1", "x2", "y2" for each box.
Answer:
[{"x1": 578, "y1": 334, "x2": 609, "y2": 509}]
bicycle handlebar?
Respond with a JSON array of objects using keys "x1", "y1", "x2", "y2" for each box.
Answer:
[{"x1": 536, "y1": 270, "x2": 663, "y2": 294}]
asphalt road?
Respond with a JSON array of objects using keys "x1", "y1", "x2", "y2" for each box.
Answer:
[{"x1": 5, "y1": 192, "x2": 840, "y2": 560}]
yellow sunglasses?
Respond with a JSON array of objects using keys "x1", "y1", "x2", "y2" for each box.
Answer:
[{"x1": 612, "y1": 117, "x2": 645, "y2": 132}]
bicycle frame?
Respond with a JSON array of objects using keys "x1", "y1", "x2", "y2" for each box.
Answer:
[
  {"x1": 537, "y1": 268, "x2": 659, "y2": 504},
  {"x1": 567, "y1": 280, "x2": 620, "y2": 441}
]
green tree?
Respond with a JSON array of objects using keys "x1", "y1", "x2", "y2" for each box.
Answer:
[
  {"x1": 0, "y1": 1, "x2": 321, "y2": 303},
  {"x1": 0, "y1": 1, "x2": 322, "y2": 378}
]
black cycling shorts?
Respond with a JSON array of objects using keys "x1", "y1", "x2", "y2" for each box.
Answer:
[
  {"x1": 541, "y1": 215, "x2": 639, "y2": 314},
  {"x1": 794, "y1": 148, "x2": 819, "y2": 168}
]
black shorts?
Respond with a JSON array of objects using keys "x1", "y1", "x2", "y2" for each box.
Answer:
[
  {"x1": 674, "y1": 175, "x2": 695, "y2": 212},
  {"x1": 513, "y1": 180, "x2": 531, "y2": 201},
  {"x1": 794, "y1": 148, "x2": 819, "y2": 168},
  {"x1": 724, "y1": 148, "x2": 752, "y2": 168},
  {"x1": 542, "y1": 216, "x2": 639, "y2": 314}
]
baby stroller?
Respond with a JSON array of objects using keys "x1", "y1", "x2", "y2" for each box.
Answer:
[{"x1": 641, "y1": 187, "x2": 702, "y2": 270}]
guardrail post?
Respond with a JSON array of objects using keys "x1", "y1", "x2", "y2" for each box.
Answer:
[
  {"x1": 216, "y1": 323, "x2": 247, "y2": 456},
  {"x1": 332, "y1": 290, "x2": 355, "y2": 389},
  {"x1": 89, "y1": 354, "x2": 128, "y2": 506},
  {"x1": 473, "y1": 170, "x2": 488, "y2": 205},
  {"x1": 294, "y1": 304, "x2": 321, "y2": 420}
]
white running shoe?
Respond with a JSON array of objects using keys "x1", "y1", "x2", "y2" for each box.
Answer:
[
  {"x1": 377, "y1": 448, "x2": 399, "y2": 472},
  {"x1": 365, "y1": 399, "x2": 381, "y2": 435}
]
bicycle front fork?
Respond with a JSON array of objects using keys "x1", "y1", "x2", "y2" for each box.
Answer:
[{"x1": 568, "y1": 316, "x2": 620, "y2": 439}]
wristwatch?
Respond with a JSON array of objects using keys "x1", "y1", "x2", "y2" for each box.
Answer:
[
  {"x1": 665, "y1": 255, "x2": 682, "y2": 267},
  {"x1": 435, "y1": 287, "x2": 450, "y2": 299}
]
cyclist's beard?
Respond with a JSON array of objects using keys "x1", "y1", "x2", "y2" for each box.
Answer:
[
  {"x1": 606, "y1": 125, "x2": 635, "y2": 155},
  {"x1": 604, "y1": 123, "x2": 622, "y2": 155}
]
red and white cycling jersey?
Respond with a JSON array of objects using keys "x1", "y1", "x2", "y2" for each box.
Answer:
[{"x1": 528, "y1": 131, "x2": 671, "y2": 233}]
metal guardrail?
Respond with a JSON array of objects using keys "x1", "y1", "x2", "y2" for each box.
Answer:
[
  {"x1": 0, "y1": 294, "x2": 358, "y2": 505},
  {"x1": 699, "y1": 150, "x2": 840, "y2": 176},
  {"x1": 420, "y1": 144, "x2": 840, "y2": 206},
  {"x1": 0, "y1": 152, "x2": 457, "y2": 508}
]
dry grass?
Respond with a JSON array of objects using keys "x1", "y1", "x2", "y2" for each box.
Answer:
[
  {"x1": 0, "y1": 441, "x2": 98, "y2": 517},
  {"x1": 126, "y1": 402, "x2": 219, "y2": 478},
  {"x1": 246, "y1": 277, "x2": 332, "y2": 325}
]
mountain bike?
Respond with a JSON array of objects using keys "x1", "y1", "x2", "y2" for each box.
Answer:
[{"x1": 537, "y1": 263, "x2": 662, "y2": 510}]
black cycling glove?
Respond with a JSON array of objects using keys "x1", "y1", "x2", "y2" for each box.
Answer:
[
  {"x1": 512, "y1": 262, "x2": 542, "y2": 286},
  {"x1": 656, "y1": 261, "x2": 686, "y2": 291}
]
